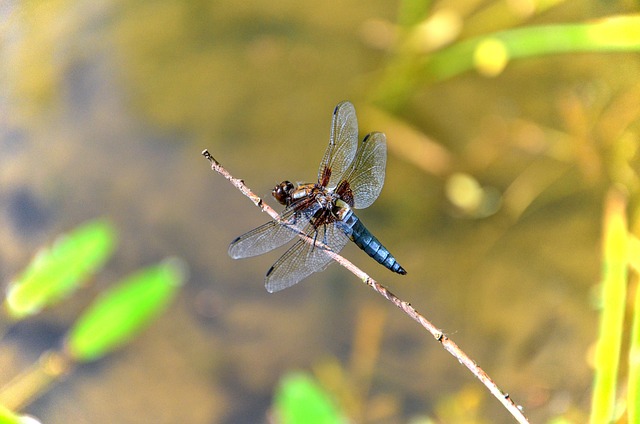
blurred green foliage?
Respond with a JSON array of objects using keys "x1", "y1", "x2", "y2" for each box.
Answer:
[
  {"x1": 0, "y1": 404, "x2": 21, "y2": 424},
  {"x1": 0, "y1": 221, "x2": 185, "y2": 418},
  {"x1": 590, "y1": 190, "x2": 628, "y2": 423},
  {"x1": 66, "y1": 258, "x2": 186, "y2": 362},
  {"x1": 374, "y1": 15, "x2": 640, "y2": 109},
  {"x1": 4, "y1": 219, "x2": 116, "y2": 320},
  {"x1": 274, "y1": 373, "x2": 346, "y2": 424}
]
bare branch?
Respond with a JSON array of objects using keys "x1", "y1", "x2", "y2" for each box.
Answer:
[{"x1": 202, "y1": 149, "x2": 530, "y2": 424}]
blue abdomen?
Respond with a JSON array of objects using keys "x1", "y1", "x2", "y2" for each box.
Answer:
[{"x1": 341, "y1": 211, "x2": 406, "y2": 275}]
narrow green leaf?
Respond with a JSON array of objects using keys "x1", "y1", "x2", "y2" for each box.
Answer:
[
  {"x1": 590, "y1": 190, "x2": 628, "y2": 423},
  {"x1": 65, "y1": 258, "x2": 186, "y2": 362},
  {"x1": 274, "y1": 372, "x2": 345, "y2": 424},
  {"x1": 4, "y1": 219, "x2": 117, "y2": 320},
  {"x1": 425, "y1": 15, "x2": 640, "y2": 83},
  {"x1": 628, "y1": 259, "x2": 640, "y2": 422},
  {"x1": 374, "y1": 14, "x2": 640, "y2": 109}
]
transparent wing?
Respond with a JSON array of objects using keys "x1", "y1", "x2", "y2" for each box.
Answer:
[
  {"x1": 342, "y1": 132, "x2": 387, "y2": 209},
  {"x1": 317, "y1": 101, "x2": 359, "y2": 189},
  {"x1": 265, "y1": 221, "x2": 350, "y2": 293},
  {"x1": 228, "y1": 205, "x2": 317, "y2": 259}
]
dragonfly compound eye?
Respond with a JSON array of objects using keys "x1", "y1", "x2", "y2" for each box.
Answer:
[{"x1": 272, "y1": 180, "x2": 294, "y2": 205}]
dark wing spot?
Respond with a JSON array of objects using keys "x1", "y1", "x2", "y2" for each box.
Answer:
[
  {"x1": 266, "y1": 265, "x2": 275, "y2": 277},
  {"x1": 336, "y1": 180, "x2": 354, "y2": 207},
  {"x1": 319, "y1": 166, "x2": 332, "y2": 187}
]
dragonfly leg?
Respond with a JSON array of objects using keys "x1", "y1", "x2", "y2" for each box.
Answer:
[{"x1": 310, "y1": 228, "x2": 319, "y2": 252}]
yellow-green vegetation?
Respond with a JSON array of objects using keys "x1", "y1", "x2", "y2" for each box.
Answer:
[
  {"x1": 0, "y1": 221, "x2": 185, "y2": 417},
  {"x1": 5, "y1": 219, "x2": 116, "y2": 319}
]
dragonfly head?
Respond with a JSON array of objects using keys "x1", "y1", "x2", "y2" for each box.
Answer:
[{"x1": 272, "y1": 180, "x2": 295, "y2": 205}]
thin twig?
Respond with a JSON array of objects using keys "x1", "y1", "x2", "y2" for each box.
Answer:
[{"x1": 202, "y1": 149, "x2": 530, "y2": 424}]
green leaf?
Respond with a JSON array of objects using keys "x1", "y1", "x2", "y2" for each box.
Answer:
[
  {"x1": 5, "y1": 219, "x2": 117, "y2": 320},
  {"x1": 274, "y1": 372, "x2": 345, "y2": 424},
  {"x1": 65, "y1": 258, "x2": 186, "y2": 362},
  {"x1": 375, "y1": 14, "x2": 640, "y2": 107},
  {"x1": 590, "y1": 190, "x2": 628, "y2": 423},
  {"x1": 425, "y1": 15, "x2": 640, "y2": 83},
  {"x1": 628, "y1": 252, "x2": 640, "y2": 422}
]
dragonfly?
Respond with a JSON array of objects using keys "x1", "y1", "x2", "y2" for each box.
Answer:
[{"x1": 229, "y1": 101, "x2": 406, "y2": 293}]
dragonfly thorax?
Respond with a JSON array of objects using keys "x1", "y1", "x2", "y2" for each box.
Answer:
[{"x1": 273, "y1": 180, "x2": 340, "y2": 211}]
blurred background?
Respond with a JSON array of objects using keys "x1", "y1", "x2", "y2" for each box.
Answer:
[{"x1": 1, "y1": 0, "x2": 640, "y2": 423}]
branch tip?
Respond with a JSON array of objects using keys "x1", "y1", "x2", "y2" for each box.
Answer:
[{"x1": 201, "y1": 149, "x2": 221, "y2": 167}]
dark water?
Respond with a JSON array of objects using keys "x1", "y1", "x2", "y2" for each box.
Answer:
[{"x1": 2, "y1": 1, "x2": 638, "y2": 423}]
